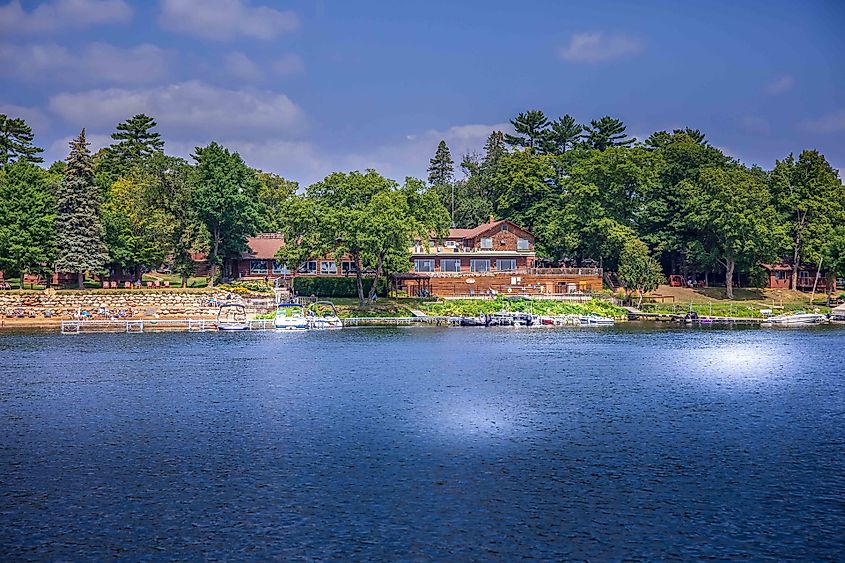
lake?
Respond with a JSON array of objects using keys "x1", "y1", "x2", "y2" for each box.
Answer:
[{"x1": 1, "y1": 325, "x2": 843, "y2": 560}]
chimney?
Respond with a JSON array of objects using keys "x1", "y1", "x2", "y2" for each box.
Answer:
[{"x1": 489, "y1": 215, "x2": 495, "y2": 224}]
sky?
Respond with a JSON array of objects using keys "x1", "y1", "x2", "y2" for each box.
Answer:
[{"x1": 1, "y1": 0, "x2": 844, "y2": 186}]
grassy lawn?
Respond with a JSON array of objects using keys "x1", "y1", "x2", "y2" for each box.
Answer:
[{"x1": 639, "y1": 285, "x2": 837, "y2": 317}]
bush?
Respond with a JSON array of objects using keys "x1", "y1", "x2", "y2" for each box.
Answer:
[{"x1": 293, "y1": 276, "x2": 388, "y2": 298}]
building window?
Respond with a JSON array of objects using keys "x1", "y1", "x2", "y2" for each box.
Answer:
[
  {"x1": 414, "y1": 259, "x2": 435, "y2": 273},
  {"x1": 470, "y1": 259, "x2": 490, "y2": 272},
  {"x1": 342, "y1": 261, "x2": 357, "y2": 274},
  {"x1": 250, "y1": 260, "x2": 268, "y2": 274},
  {"x1": 496, "y1": 259, "x2": 516, "y2": 271},
  {"x1": 501, "y1": 224, "x2": 508, "y2": 232},
  {"x1": 775, "y1": 270, "x2": 786, "y2": 280},
  {"x1": 441, "y1": 259, "x2": 461, "y2": 273},
  {"x1": 298, "y1": 261, "x2": 318, "y2": 274},
  {"x1": 272, "y1": 261, "x2": 289, "y2": 275},
  {"x1": 444, "y1": 240, "x2": 457, "y2": 248},
  {"x1": 517, "y1": 238, "x2": 529, "y2": 250},
  {"x1": 480, "y1": 237, "x2": 492, "y2": 249},
  {"x1": 320, "y1": 261, "x2": 337, "y2": 275}
]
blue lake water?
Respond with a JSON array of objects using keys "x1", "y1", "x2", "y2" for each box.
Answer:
[{"x1": 1, "y1": 325, "x2": 843, "y2": 560}]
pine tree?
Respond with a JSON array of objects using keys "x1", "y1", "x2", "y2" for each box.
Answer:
[
  {"x1": 544, "y1": 115, "x2": 583, "y2": 154},
  {"x1": 0, "y1": 114, "x2": 44, "y2": 165},
  {"x1": 585, "y1": 116, "x2": 635, "y2": 150},
  {"x1": 99, "y1": 114, "x2": 164, "y2": 181},
  {"x1": 481, "y1": 131, "x2": 506, "y2": 175},
  {"x1": 504, "y1": 110, "x2": 550, "y2": 151},
  {"x1": 427, "y1": 140, "x2": 454, "y2": 186},
  {"x1": 54, "y1": 129, "x2": 109, "y2": 288}
]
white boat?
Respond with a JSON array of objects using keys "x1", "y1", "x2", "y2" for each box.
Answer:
[
  {"x1": 307, "y1": 301, "x2": 343, "y2": 329},
  {"x1": 216, "y1": 303, "x2": 250, "y2": 331},
  {"x1": 579, "y1": 313, "x2": 615, "y2": 326},
  {"x1": 273, "y1": 303, "x2": 308, "y2": 331},
  {"x1": 763, "y1": 311, "x2": 827, "y2": 326}
]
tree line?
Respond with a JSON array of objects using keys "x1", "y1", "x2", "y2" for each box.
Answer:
[
  {"x1": 427, "y1": 110, "x2": 845, "y2": 299},
  {"x1": 0, "y1": 109, "x2": 843, "y2": 302}
]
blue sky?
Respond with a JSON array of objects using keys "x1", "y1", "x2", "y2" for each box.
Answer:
[{"x1": 1, "y1": 0, "x2": 844, "y2": 185}]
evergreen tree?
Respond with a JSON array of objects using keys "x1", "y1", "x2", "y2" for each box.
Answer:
[
  {"x1": 504, "y1": 110, "x2": 550, "y2": 151},
  {"x1": 54, "y1": 130, "x2": 109, "y2": 288},
  {"x1": 480, "y1": 130, "x2": 507, "y2": 183},
  {"x1": 0, "y1": 114, "x2": 44, "y2": 165},
  {"x1": 585, "y1": 116, "x2": 635, "y2": 150},
  {"x1": 98, "y1": 114, "x2": 165, "y2": 183},
  {"x1": 544, "y1": 115, "x2": 583, "y2": 154},
  {"x1": 427, "y1": 140, "x2": 454, "y2": 186}
]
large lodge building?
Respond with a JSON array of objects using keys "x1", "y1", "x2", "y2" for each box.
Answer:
[{"x1": 228, "y1": 218, "x2": 603, "y2": 298}]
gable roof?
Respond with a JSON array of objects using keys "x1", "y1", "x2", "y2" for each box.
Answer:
[
  {"x1": 242, "y1": 234, "x2": 284, "y2": 260},
  {"x1": 446, "y1": 219, "x2": 532, "y2": 240}
]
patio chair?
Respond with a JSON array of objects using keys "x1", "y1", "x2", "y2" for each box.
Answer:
[
  {"x1": 146, "y1": 281, "x2": 153, "y2": 288},
  {"x1": 124, "y1": 282, "x2": 131, "y2": 289}
]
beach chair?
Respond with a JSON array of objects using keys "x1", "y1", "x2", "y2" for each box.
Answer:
[
  {"x1": 102, "y1": 281, "x2": 109, "y2": 288},
  {"x1": 154, "y1": 280, "x2": 161, "y2": 288}
]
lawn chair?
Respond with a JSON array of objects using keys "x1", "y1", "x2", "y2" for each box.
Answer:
[
  {"x1": 163, "y1": 281, "x2": 170, "y2": 288},
  {"x1": 102, "y1": 281, "x2": 109, "y2": 288},
  {"x1": 146, "y1": 281, "x2": 153, "y2": 288},
  {"x1": 154, "y1": 280, "x2": 161, "y2": 288},
  {"x1": 110, "y1": 281, "x2": 118, "y2": 289},
  {"x1": 124, "y1": 281, "x2": 131, "y2": 289}
]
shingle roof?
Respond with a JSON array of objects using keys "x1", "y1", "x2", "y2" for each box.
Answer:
[{"x1": 242, "y1": 234, "x2": 285, "y2": 259}]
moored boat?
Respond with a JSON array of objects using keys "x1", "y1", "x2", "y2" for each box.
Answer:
[
  {"x1": 274, "y1": 302, "x2": 308, "y2": 331},
  {"x1": 579, "y1": 313, "x2": 615, "y2": 326},
  {"x1": 762, "y1": 311, "x2": 828, "y2": 326},
  {"x1": 216, "y1": 303, "x2": 250, "y2": 331},
  {"x1": 307, "y1": 301, "x2": 343, "y2": 329}
]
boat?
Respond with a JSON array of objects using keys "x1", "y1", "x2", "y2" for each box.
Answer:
[
  {"x1": 486, "y1": 311, "x2": 536, "y2": 327},
  {"x1": 762, "y1": 311, "x2": 828, "y2": 326},
  {"x1": 579, "y1": 313, "x2": 615, "y2": 326},
  {"x1": 216, "y1": 303, "x2": 249, "y2": 331},
  {"x1": 307, "y1": 301, "x2": 343, "y2": 329},
  {"x1": 273, "y1": 302, "x2": 308, "y2": 331}
]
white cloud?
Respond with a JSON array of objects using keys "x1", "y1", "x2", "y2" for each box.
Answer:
[
  {"x1": 766, "y1": 75, "x2": 794, "y2": 95},
  {"x1": 158, "y1": 0, "x2": 299, "y2": 41},
  {"x1": 222, "y1": 52, "x2": 304, "y2": 81},
  {"x1": 557, "y1": 32, "x2": 643, "y2": 63},
  {"x1": 0, "y1": 42, "x2": 169, "y2": 84},
  {"x1": 0, "y1": 0, "x2": 132, "y2": 34},
  {"x1": 48, "y1": 81, "x2": 306, "y2": 136},
  {"x1": 0, "y1": 102, "x2": 50, "y2": 133},
  {"x1": 222, "y1": 52, "x2": 262, "y2": 81},
  {"x1": 740, "y1": 116, "x2": 771, "y2": 136},
  {"x1": 801, "y1": 109, "x2": 845, "y2": 134},
  {"x1": 272, "y1": 53, "x2": 304, "y2": 76}
]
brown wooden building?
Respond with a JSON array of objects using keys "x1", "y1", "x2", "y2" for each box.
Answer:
[
  {"x1": 761, "y1": 263, "x2": 837, "y2": 292},
  {"x1": 228, "y1": 219, "x2": 602, "y2": 298}
]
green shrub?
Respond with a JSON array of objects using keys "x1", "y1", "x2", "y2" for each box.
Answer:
[
  {"x1": 422, "y1": 297, "x2": 626, "y2": 318},
  {"x1": 293, "y1": 277, "x2": 388, "y2": 298}
]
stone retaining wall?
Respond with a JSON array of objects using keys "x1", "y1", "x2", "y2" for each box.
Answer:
[{"x1": 0, "y1": 291, "x2": 276, "y2": 319}]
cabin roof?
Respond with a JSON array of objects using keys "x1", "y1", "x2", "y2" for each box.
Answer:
[{"x1": 243, "y1": 234, "x2": 284, "y2": 259}]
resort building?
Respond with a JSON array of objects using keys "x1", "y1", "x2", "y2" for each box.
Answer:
[{"x1": 227, "y1": 219, "x2": 602, "y2": 298}]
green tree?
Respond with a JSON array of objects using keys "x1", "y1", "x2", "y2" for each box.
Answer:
[
  {"x1": 191, "y1": 142, "x2": 263, "y2": 285},
  {"x1": 504, "y1": 110, "x2": 550, "y2": 151},
  {"x1": 687, "y1": 165, "x2": 780, "y2": 299},
  {"x1": 0, "y1": 161, "x2": 56, "y2": 287},
  {"x1": 54, "y1": 129, "x2": 109, "y2": 288},
  {"x1": 618, "y1": 238, "x2": 663, "y2": 307},
  {"x1": 427, "y1": 140, "x2": 455, "y2": 187},
  {"x1": 0, "y1": 115, "x2": 44, "y2": 165},
  {"x1": 278, "y1": 170, "x2": 449, "y2": 306},
  {"x1": 257, "y1": 171, "x2": 298, "y2": 231},
  {"x1": 96, "y1": 114, "x2": 164, "y2": 190},
  {"x1": 544, "y1": 114, "x2": 583, "y2": 154},
  {"x1": 480, "y1": 130, "x2": 507, "y2": 183},
  {"x1": 771, "y1": 150, "x2": 845, "y2": 290},
  {"x1": 822, "y1": 226, "x2": 845, "y2": 299},
  {"x1": 585, "y1": 116, "x2": 635, "y2": 151}
]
